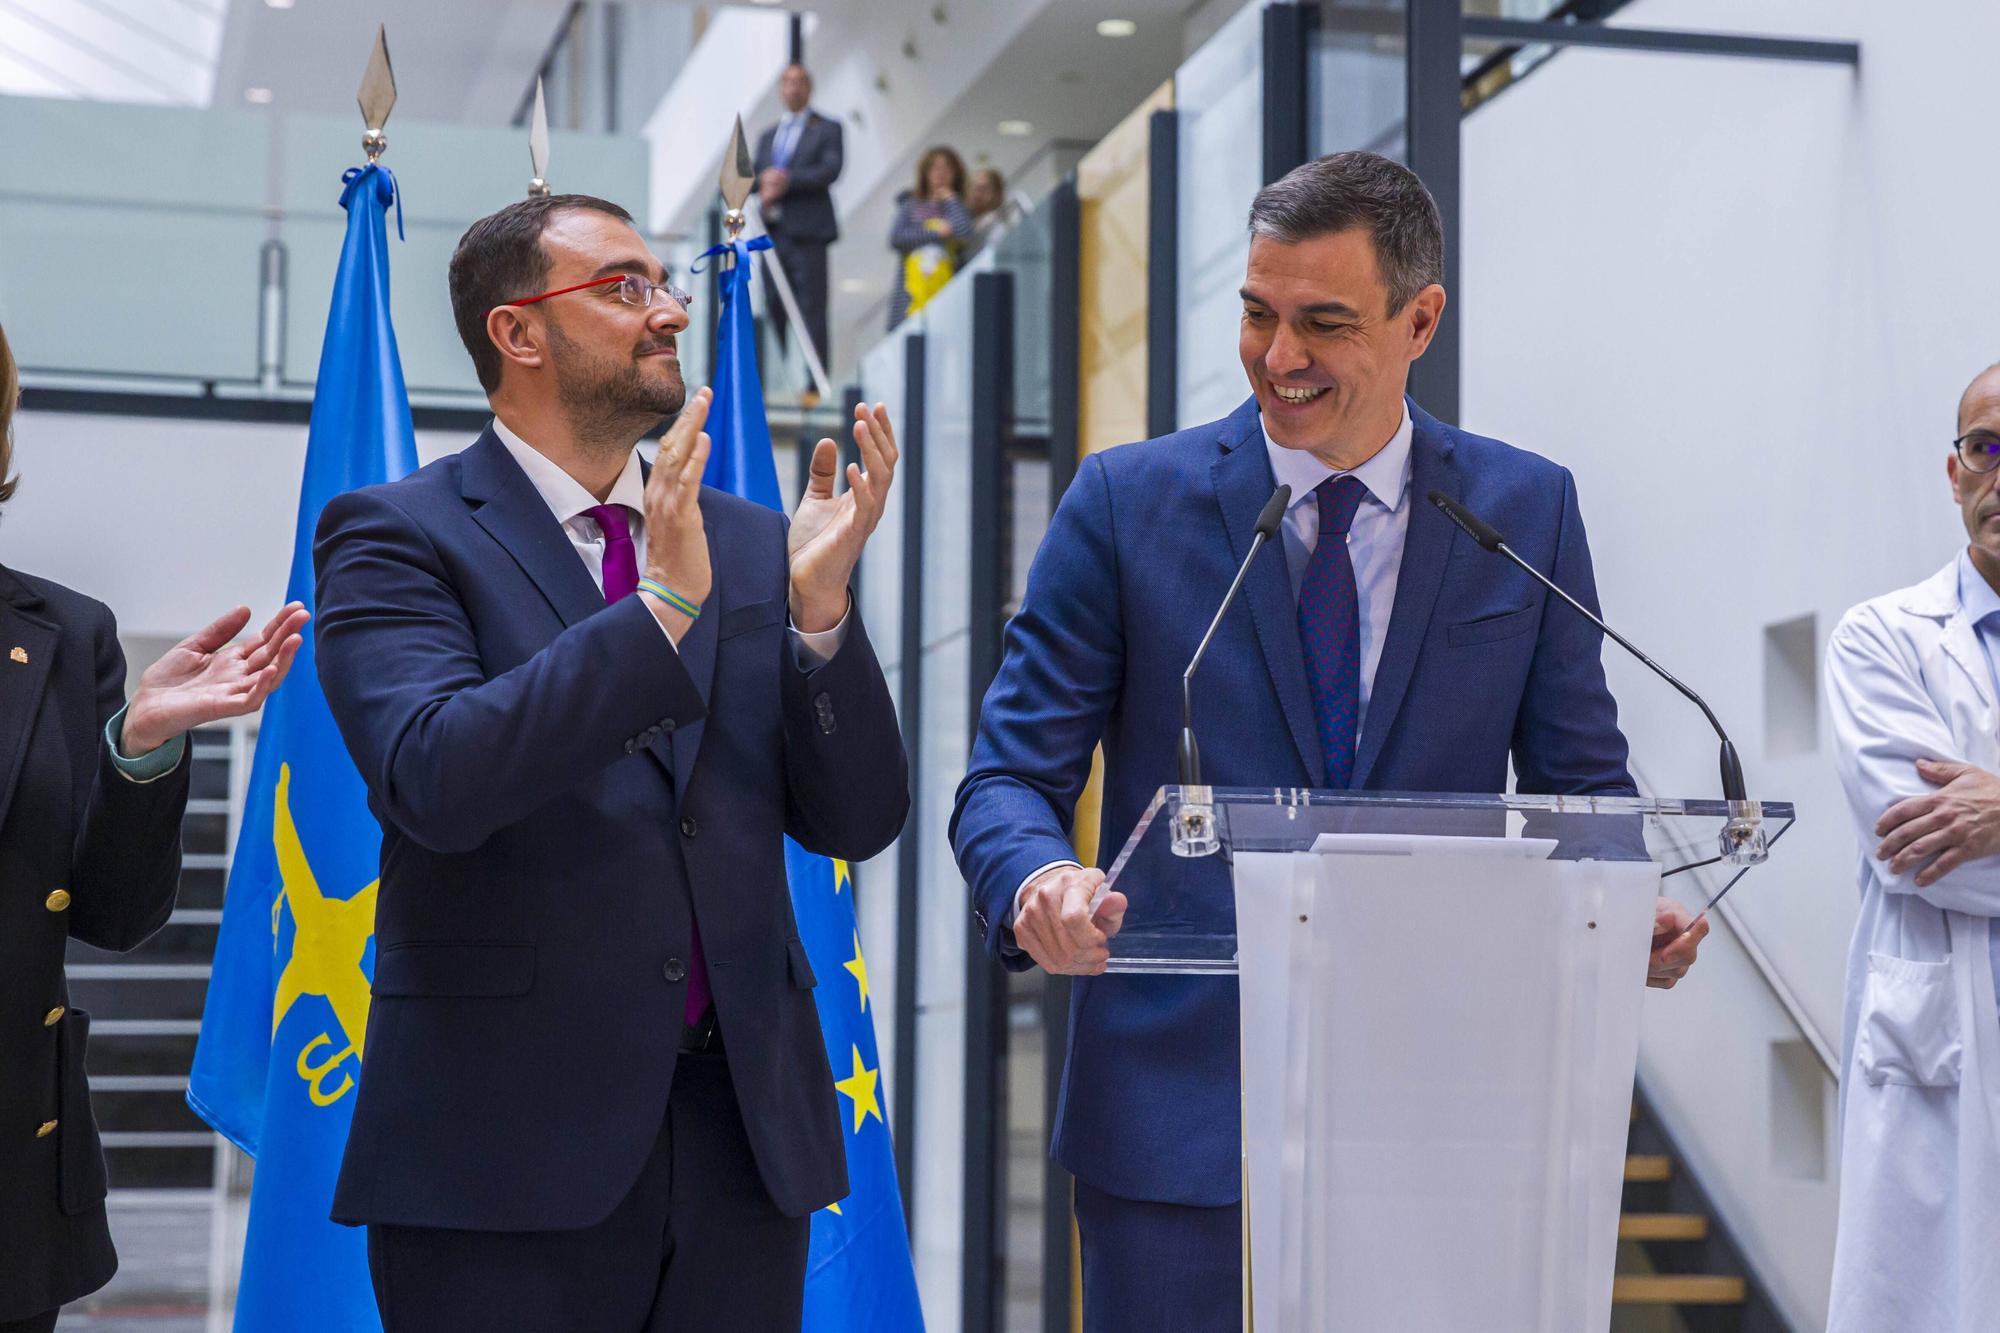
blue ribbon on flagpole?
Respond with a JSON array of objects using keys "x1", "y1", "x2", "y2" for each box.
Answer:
[
  {"x1": 694, "y1": 234, "x2": 775, "y2": 272},
  {"x1": 340, "y1": 163, "x2": 404, "y2": 241}
]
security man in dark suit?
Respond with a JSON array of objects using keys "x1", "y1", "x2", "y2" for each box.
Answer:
[
  {"x1": 753, "y1": 63, "x2": 843, "y2": 378},
  {"x1": 0, "y1": 320, "x2": 308, "y2": 1333}
]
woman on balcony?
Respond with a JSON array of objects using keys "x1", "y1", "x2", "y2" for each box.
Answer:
[{"x1": 887, "y1": 145, "x2": 973, "y2": 331}]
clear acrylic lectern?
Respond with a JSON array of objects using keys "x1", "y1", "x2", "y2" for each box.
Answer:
[{"x1": 1102, "y1": 786, "x2": 1793, "y2": 1332}]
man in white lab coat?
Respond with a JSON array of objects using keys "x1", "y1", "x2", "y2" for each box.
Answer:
[{"x1": 1826, "y1": 361, "x2": 2000, "y2": 1332}]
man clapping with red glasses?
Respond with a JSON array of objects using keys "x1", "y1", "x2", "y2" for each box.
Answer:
[{"x1": 310, "y1": 192, "x2": 908, "y2": 1333}]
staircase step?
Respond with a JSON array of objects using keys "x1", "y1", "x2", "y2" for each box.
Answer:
[
  {"x1": 1612, "y1": 1275, "x2": 1746, "y2": 1305},
  {"x1": 1618, "y1": 1213, "x2": 1708, "y2": 1241},
  {"x1": 1623, "y1": 1154, "x2": 1672, "y2": 1182}
]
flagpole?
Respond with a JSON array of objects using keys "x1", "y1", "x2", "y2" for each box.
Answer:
[
  {"x1": 716, "y1": 116, "x2": 832, "y2": 403},
  {"x1": 190, "y1": 27, "x2": 411, "y2": 1332},
  {"x1": 748, "y1": 208, "x2": 834, "y2": 401}
]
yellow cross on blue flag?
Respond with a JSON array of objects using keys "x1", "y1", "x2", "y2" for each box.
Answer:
[
  {"x1": 697, "y1": 233, "x2": 925, "y2": 1329},
  {"x1": 186, "y1": 162, "x2": 416, "y2": 1332}
]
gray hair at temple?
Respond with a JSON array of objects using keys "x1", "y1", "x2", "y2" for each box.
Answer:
[{"x1": 1246, "y1": 150, "x2": 1445, "y2": 317}]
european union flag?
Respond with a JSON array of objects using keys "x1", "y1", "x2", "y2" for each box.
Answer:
[
  {"x1": 699, "y1": 234, "x2": 926, "y2": 1330},
  {"x1": 187, "y1": 162, "x2": 416, "y2": 1332}
]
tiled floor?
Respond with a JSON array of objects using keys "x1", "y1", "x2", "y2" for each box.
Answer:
[{"x1": 56, "y1": 1193, "x2": 230, "y2": 1332}]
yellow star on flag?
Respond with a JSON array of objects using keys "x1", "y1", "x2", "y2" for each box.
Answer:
[
  {"x1": 825, "y1": 1201, "x2": 843, "y2": 1215},
  {"x1": 844, "y1": 931, "x2": 870, "y2": 1013},
  {"x1": 833, "y1": 1045, "x2": 882, "y2": 1134},
  {"x1": 834, "y1": 859, "x2": 851, "y2": 894}
]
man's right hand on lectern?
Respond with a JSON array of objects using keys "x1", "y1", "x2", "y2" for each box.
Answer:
[{"x1": 1014, "y1": 866, "x2": 1127, "y2": 976}]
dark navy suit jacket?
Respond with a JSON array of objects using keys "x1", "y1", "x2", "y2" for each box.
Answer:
[
  {"x1": 315, "y1": 428, "x2": 907, "y2": 1231},
  {"x1": 951, "y1": 397, "x2": 1634, "y2": 1205},
  {"x1": 753, "y1": 112, "x2": 844, "y2": 243}
]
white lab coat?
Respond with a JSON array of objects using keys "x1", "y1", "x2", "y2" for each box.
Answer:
[{"x1": 1826, "y1": 558, "x2": 2000, "y2": 1332}]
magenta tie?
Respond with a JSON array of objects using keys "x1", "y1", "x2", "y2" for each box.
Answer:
[{"x1": 585, "y1": 504, "x2": 711, "y2": 1026}]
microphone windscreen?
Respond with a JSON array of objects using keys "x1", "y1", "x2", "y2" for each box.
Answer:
[
  {"x1": 1429, "y1": 490, "x2": 1506, "y2": 552},
  {"x1": 1254, "y1": 485, "x2": 1291, "y2": 540}
]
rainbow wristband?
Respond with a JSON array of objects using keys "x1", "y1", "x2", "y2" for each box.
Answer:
[{"x1": 637, "y1": 578, "x2": 702, "y2": 619}]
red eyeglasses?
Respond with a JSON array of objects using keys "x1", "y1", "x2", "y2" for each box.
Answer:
[{"x1": 494, "y1": 272, "x2": 693, "y2": 316}]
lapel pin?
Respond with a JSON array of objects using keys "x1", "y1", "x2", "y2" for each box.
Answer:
[{"x1": 9, "y1": 647, "x2": 25, "y2": 664}]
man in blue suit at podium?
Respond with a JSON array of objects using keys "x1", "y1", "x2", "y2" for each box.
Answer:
[{"x1": 952, "y1": 151, "x2": 1708, "y2": 1327}]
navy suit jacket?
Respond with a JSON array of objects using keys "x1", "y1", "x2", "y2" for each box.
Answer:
[
  {"x1": 315, "y1": 428, "x2": 907, "y2": 1230},
  {"x1": 754, "y1": 113, "x2": 844, "y2": 243},
  {"x1": 0, "y1": 568, "x2": 188, "y2": 1321},
  {"x1": 951, "y1": 397, "x2": 1633, "y2": 1205}
]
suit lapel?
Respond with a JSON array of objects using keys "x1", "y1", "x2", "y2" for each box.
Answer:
[
  {"x1": 462, "y1": 430, "x2": 719, "y2": 789},
  {"x1": 1352, "y1": 402, "x2": 1458, "y2": 789},
  {"x1": 1212, "y1": 398, "x2": 1325, "y2": 786},
  {"x1": 462, "y1": 428, "x2": 608, "y2": 631},
  {"x1": 0, "y1": 568, "x2": 58, "y2": 832}
]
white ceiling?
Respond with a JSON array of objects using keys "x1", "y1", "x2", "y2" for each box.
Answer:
[
  {"x1": 208, "y1": 0, "x2": 575, "y2": 122},
  {"x1": 0, "y1": 0, "x2": 227, "y2": 105}
]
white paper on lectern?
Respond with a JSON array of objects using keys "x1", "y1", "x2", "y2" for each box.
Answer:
[{"x1": 1237, "y1": 839, "x2": 1659, "y2": 1331}]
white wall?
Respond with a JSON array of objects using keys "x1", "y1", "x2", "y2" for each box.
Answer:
[
  {"x1": 1462, "y1": 0, "x2": 1999, "y2": 1323},
  {"x1": 2, "y1": 409, "x2": 470, "y2": 658}
]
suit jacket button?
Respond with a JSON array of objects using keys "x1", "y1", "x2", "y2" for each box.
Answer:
[
  {"x1": 661, "y1": 719, "x2": 676, "y2": 734},
  {"x1": 45, "y1": 890, "x2": 70, "y2": 913},
  {"x1": 36, "y1": 1120, "x2": 57, "y2": 1139},
  {"x1": 680, "y1": 816, "x2": 698, "y2": 838},
  {"x1": 624, "y1": 739, "x2": 638, "y2": 754},
  {"x1": 43, "y1": 1007, "x2": 64, "y2": 1027},
  {"x1": 664, "y1": 958, "x2": 687, "y2": 982}
]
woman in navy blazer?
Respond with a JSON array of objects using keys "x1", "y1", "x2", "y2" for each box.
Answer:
[{"x1": 0, "y1": 323, "x2": 306, "y2": 1332}]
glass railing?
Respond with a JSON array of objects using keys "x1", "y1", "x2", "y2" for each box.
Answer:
[{"x1": 0, "y1": 94, "x2": 653, "y2": 407}]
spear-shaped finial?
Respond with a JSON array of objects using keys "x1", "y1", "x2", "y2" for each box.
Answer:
[
  {"x1": 719, "y1": 115, "x2": 754, "y2": 240},
  {"x1": 527, "y1": 78, "x2": 551, "y2": 197},
  {"x1": 357, "y1": 25, "x2": 396, "y2": 163}
]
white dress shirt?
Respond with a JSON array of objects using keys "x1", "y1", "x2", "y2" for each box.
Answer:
[
  {"x1": 1009, "y1": 404, "x2": 1415, "y2": 926},
  {"x1": 490, "y1": 416, "x2": 846, "y2": 662},
  {"x1": 1262, "y1": 402, "x2": 1414, "y2": 739}
]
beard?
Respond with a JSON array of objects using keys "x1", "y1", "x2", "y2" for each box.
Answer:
[{"x1": 545, "y1": 316, "x2": 686, "y2": 449}]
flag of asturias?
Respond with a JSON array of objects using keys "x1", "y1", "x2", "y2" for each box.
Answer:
[
  {"x1": 699, "y1": 233, "x2": 926, "y2": 1330},
  {"x1": 186, "y1": 162, "x2": 416, "y2": 1333}
]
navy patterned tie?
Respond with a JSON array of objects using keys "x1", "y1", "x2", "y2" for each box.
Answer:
[{"x1": 1298, "y1": 476, "x2": 1369, "y2": 788}]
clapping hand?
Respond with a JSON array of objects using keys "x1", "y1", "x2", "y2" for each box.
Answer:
[
  {"x1": 121, "y1": 602, "x2": 310, "y2": 755},
  {"x1": 788, "y1": 401, "x2": 898, "y2": 635},
  {"x1": 640, "y1": 387, "x2": 714, "y2": 641}
]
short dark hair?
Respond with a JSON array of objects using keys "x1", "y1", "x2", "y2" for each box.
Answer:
[
  {"x1": 1246, "y1": 151, "x2": 1444, "y2": 316},
  {"x1": 448, "y1": 193, "x2": 634, "y2": 393}
]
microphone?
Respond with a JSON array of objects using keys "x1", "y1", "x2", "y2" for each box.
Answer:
[
  {"x1": 1428, "y1": 490, "x2": 1749, "y2": 805},
  {"x1": 1180, "y1": 484, "x2": 1291, "y2": 786}
]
